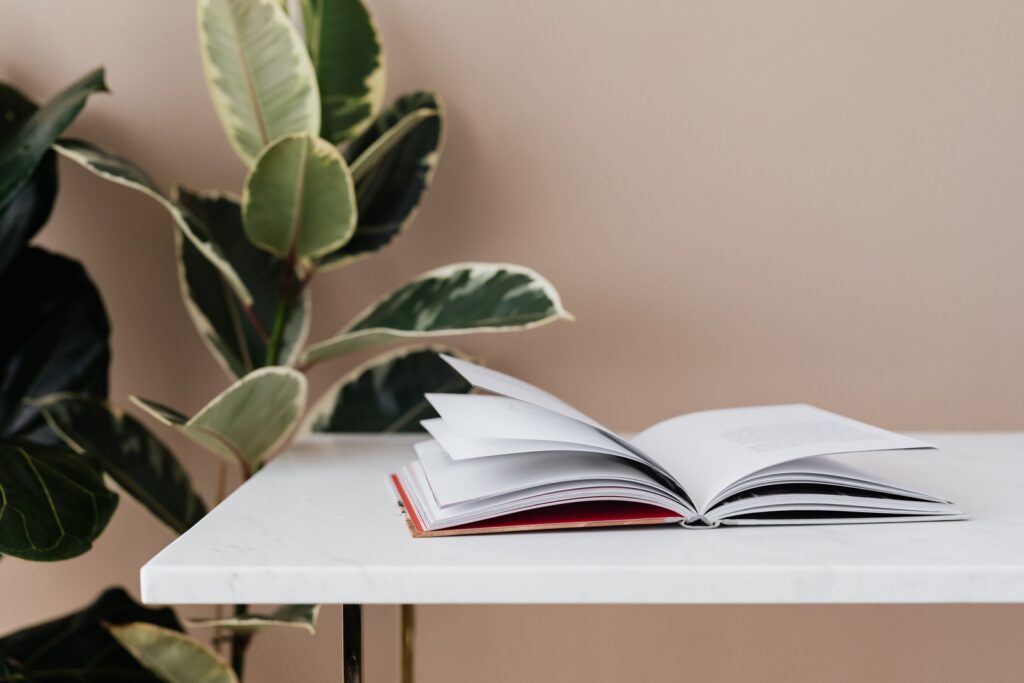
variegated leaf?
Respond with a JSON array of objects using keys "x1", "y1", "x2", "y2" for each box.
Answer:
[
  {"x1": 188, "y1": 604, "x2": 320, "y2": 634},
  {"x1": 54, "y1": 139, "x2": 253, "y2": 305},
  {"x1": 242, "y1": 133, "x2": 356, "y2": 260},
  {"x1": 131, "y1": 367, "x2": 307, "y2": 468},
  {"x1": 175, "y1": 188, "x2": 310, "y2": 377},
  {"x1": 109, "y1": 623, "x2": 238, "y2": 683},
  {"x1": 302, "y1": 346, "x2": 471, "y2": 434},
  {"x1": 318, "y1": 92, "x2": 442, "y2": 269},
  {"x1": 301, "y1": 263, "x2": 570, "y2": 366},
  {"x1": 304, "y1": 0, "x2": 385, "y2": 144},
  {"x1": 199, "y1": 0, "x2": 320, "y2": 165},
  {"x1": 35, "y1": 393, "x2": 207, "y2": 535}
]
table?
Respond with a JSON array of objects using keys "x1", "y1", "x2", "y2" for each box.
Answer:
[{"x1": 140, "y1": 433, "x2": 1024, "y2": 681}]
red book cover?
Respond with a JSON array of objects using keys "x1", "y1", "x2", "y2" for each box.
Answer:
[{"x1": 391, "y1": 474, "x2": 684, "y2": 537}]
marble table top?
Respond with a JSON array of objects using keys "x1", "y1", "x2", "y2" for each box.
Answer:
[{"x1": 141, "y1": 433, "x2": 1024, "y2": 605}]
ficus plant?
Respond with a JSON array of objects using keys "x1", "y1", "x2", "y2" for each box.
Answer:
[{"x1": 0, "y1": 0, "x2": 568, "y2": 680}]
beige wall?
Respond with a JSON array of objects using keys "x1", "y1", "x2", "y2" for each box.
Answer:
[{"x1": 2, "y1": 1, "x2": 1024, "y2": 680}]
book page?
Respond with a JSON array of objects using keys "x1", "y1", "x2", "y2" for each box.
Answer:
[
  {"x1": 414, "y1": 439, "x2": 671, "y2": 507},
  {"x1": 421, "y1": 418, "x2": 638, "y2": 461},
  {"x1": 630, "y1": 404, "x2": 935, "y2": 512},
  {"x1": 441, "y1": 354, "x2": 606, "y2": 429}
]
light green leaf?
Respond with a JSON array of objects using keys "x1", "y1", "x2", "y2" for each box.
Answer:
[
  {"x1": 188, "y1": 604, "x2": 320, "y2": 634},
  {"x1": 302, "y1": 346, "x2": 471, "y2": 434},
  {"x1": 318, "y1": 92, "x2": 442, "y2": 269},
  {"x1": 0, "y1": 68, "x2": 106, "y2": 212},
  {"x1": 175, "y1": 188, "x2": 310, "y2": 378},
  {"x1": 242, "y1": 133, "x2": 356, "y2": 260},
  {"x1": 54, "y1": 139, "x2": 253, "y2": 306},
  {"x1": 0, "y1": 441, "x2": 117, "y2": 561},
  {"x1": 304, "y1": 0, "x2": 385, "y2": 144},
  {"x1": 34, "y1": 393, "x2": 207, "y2": 535},
  {"x1": 199, "y1": 0, "x2": 320, "y2": 165},
  {"x1": 131, "y1": 367, "x2": 307, "y2": 467},
  {"x1": 301, "y1": 262, "x2": 571, "y2": 366},
  {"x1": 109, "y1": 622, "x2": 238, "y2": 683}
]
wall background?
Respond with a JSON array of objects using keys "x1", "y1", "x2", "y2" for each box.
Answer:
[{"x1": 2, "y1": 1, "x2": 1023, "y2": 680}]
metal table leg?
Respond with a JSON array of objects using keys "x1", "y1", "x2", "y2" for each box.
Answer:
[
  {"x1": 343, "y1": 604, "x2": 363, "y2": 683},
  {"x1": 401, "y1": 604, "x2": 415, "y2": 683}
]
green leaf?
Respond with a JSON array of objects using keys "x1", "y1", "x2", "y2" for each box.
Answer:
[
  {"x1": 305, "y1": 0, "x2": 385, "y2": 144},
  {"x1": 0, "y1": 587, "x2": 182, "y2": 682},
  {"x1": 318, "y1": 92, "x2": 442, "y2": 269},
  {"x1": 0, "y1": 247, "x2": 110, "y2": 441},
  {"x1": 0, "y1": 84, "x2": 58, "y2": 275},
  {"x1": 176, "y1": 188, "x2": 310, "y2": 377},
  {"x1": 131, "y1": 367, "x2": 307, "y2": 468},
  {"x1": 0, "y1": 441, "x2": 117, "y2": 561},
  {"x1": 110, "y1": 622, "x2": 238, "y2": 683},
  {"x1": 0, "y1": 68, "x2": 106, "y2": 212},
  {"x1": 303, "y1": 346, "x2": 471, "y2": 433},
  {"x1": 242, "y1": 132, "x2": 356, "y2": 260},
  {"x1": 34, "y1": 393, "x2": 207, "y2": 535},
  {"x1": 199, "y1": 0, "x2": 320, "y2": 166},
  {"x1": 301, "y1": 263, "x2": 571, "y2": 366},
  {"x1": 188, "y1": 604, "x2": 320, "y2": 635},
  {"x1": 54, "y1": 139, "x2": 254, "y2": 306}
]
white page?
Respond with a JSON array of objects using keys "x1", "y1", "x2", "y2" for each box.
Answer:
[
  {"x1": 426, "y1": 393, "x2": 628, "y2": 453},
  {"x1": 707, "y1": 454, "x2": 949, "y2": 508},
  {"x1": 441, "y1": 354, "x2": 606, "y2": 429},
  {"x1": 631, "y1": 404, "x2": 935, "y2": 513},
  {"x1": 421, "y1": 418, "x2": 638, "y2": 461},
  {"x1": 414, "y1": 439, "x2": 667, "y2": 507}
]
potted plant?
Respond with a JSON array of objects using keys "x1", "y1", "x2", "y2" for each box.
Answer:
[{"x1": 0, "y1": 0, "x2": 570, "y2": 679}]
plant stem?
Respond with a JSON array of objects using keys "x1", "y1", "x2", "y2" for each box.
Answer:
[
  {"x1": 264, "y1": 296, "x2": 289, "y2": 366},
  {"x1": 242, "y1": 304, "x2": 269, "y2": 340},
  {"x1": 263, "y1": 256, "x2": 299, "y2": 367}
]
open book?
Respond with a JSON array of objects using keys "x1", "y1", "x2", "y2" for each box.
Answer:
[{"x1": 391, "y1": 356, "x2": 965, "y2": 536}]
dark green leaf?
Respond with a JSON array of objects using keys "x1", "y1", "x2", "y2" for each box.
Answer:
[
  {"x1": 0, "y1": 441, "x2": 117, "y2": 561},
  {"x1": 0, "y1": 68, "x2": 106, "y2": 212},
  {"x1": 304, "y1": 346, "x2": 471, "y2": 433},
  {"x1": 0, "y1": 150, "x2": 57, "y2": 276},
  {"x1": 319, "y1": 92, "x2": 442, "y2": 268},
  {"x1": 35, "y1": 394, "x2": 207, "y2": 535},
  {"x1": 0, "y1": 85, "x2": 58, "y2": 275},
  {"x1": 305, "y1": 0, "x2": 385, "y2": 144},
  {"x1": 176, "y1": 188, "x2": 310, "y2": 377},
  {"x1": 0, "y1": 587, "x2": 180, "y2": 682},
  {"x1": 0, "y1": 248, "x2": 110, "y2": 440}
]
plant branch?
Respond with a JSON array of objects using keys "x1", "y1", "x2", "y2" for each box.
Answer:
[{"x1": 242, "y1": 304, "x2": 269, "y2": 340}]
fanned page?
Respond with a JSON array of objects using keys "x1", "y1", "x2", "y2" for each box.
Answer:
[{"x1": 391, "y1": 355, "x2": 964, "y2": 535}]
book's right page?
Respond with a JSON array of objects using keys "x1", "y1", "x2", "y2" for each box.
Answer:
[{"x1": 631, "y1": 404, "x2": 934, "y2": 512}]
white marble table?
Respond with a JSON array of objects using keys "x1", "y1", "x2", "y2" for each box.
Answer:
[{"x1": 141, "y1": 433, "x2": 1024, "y2": 680}]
